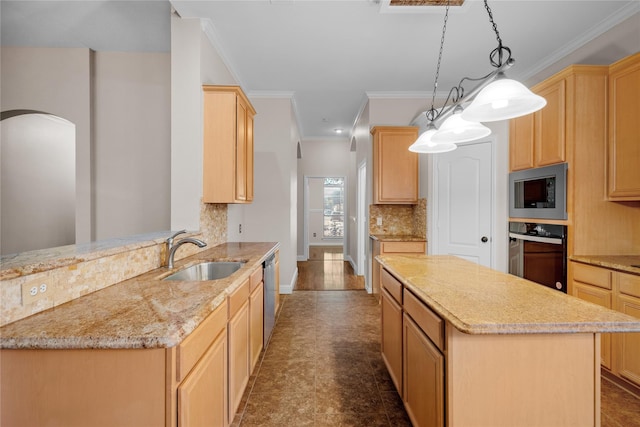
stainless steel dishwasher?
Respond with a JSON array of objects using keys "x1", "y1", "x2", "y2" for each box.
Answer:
[{"x1": 263, "y1": 253, "x2": 276, "y2": 347}]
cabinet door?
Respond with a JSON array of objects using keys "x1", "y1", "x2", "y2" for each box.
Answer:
[
  {"x1": 403, "y1": 313, "x2": 444, "y2": 427},
  {"x1": 381, "y1": 288, "x2": 403, "y2": 395},
  {"x1": 535, "y1": 79, "x2": 566, "y2": 167},
  {"x1": 249, "y1": 281, "x2": 264, "y2": 373},
  {"x1": 372, "y1": 127, "x2": 419, "y2": 204},
  {"x1": 228, "y1": 301, "x2": 249, "y2": 423},
  {"x1": 509, "y1": 113, "x2": 535, "y2": 171},
  {"x1": 236, "y1": 99, "x2": 248, "y2": 202},
  {"x1": 573, "y1": 282, "x2": 613, "y2": 369},
  {"x1": 615, "y1": 293, "x2": 640, "y2": 387},
  {"x1": 179, "y1": 331, "x2": 228, "y2": 427},
  {"x1": 608, "y1": 53, "x2": 640, "y2": 200},
  {"x1": 246, "y1": 113, "x2": 254, "y2": 202}
]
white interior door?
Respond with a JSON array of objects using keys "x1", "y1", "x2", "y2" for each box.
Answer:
[{"x1": 433, "y1": 141, "x2": 493, "y2": 267}]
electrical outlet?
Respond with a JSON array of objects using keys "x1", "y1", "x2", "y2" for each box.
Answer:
[
  {"x1": 21, "y1": 280, "x2": 50, "y2": 305},
  {"x1": 313, "y1": 232, "x2": 317, "y2": 237},
  {"x1": 376, "y1": 217, "x2": 382, "y2": 226},
  {"x1": 239, "y1": 224, "x2": 242, "y2": 234}
]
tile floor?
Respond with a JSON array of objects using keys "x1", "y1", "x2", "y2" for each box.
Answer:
[{"x1": 231, "y1": 247, "x2": 640, "y2": 426}]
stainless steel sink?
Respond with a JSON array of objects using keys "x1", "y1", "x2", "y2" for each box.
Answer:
[{"x1": 163, "y1": 261, "x2": 245, "y2": 281}]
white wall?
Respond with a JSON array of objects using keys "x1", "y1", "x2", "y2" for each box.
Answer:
[
  {"x1": 296, "y1": 138, "x2": 351, "y2": 256},
  {"x1": 1, "y1": 46, "x2": 171, "y2": 244},
  {"x1": 93, "y1": 51, "x2": 171, "y2": 240},
  {"x1": 1, "y1": 47, "x2": 92, "y2": 243},
  {"x1": 228, "y1": 97, "x2": 299, "y2": 294}
]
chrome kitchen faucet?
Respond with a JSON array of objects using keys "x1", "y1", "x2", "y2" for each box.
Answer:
[{"x1": 166, "y1": 230, "x2": 207, "y2": 269}]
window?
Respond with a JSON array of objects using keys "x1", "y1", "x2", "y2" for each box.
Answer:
[{"x1": 323, "y1": 178, "x2": 344, "y2": 238}]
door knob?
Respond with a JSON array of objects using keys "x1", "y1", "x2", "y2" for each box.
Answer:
[{"x1": 481, "y1": 236, "x2": 488, "y2": 243}]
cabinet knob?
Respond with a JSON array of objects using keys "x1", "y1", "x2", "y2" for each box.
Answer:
[{"x1": 481, "y1": 236, "x2": 489, "y2": 243}]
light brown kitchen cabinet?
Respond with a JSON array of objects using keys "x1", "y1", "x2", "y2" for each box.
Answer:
[
  {"x1": 372, "y1": 239, "x2": 426, "y2": 296},
  {"x1": 608, "y1": 52, "x2": 640, "y2": 200},
  {"x1": 203, "y1": 85, "x2": 256, "y2": 204},
  {"x1": 403, "y1": 313, "x2": 444, "y2": 427},
  {"x1": 371, "y1": 126, "x2": 419, "y2": 204},
  {"x1": 571, "y1": 262, "x2": 613, "y2": 369},
  {"x1": 615, "y1": 272, "x2": 640, "y2": 388},
  {"x1": 227, "y1": 278, "x2": 250, "y2": 424},
  {"x1": 178, "y1": 328, "x2": 228, "y2": 427},
  {"x1": 570, "y1": 261, "x2": 640, "y2": 391},
  {"x1": 509, "y1": 75, "x2": 566, "y2": 171},
  {"x1": 509, "y1": 113, "x2": 535, "y2": 171},
  {"x1": 0, "y1": 301, "x2": 229, "y2": 427},
  {"x1": 249, "y1": 267, "x2": 264, "y2": 372},
  {"x1": 381, "y1": 268, "x2": 403, "y2": 394}
]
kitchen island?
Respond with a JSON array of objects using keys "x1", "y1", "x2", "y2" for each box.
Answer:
[
  {"x1": 377, "y1": 254, "x2": 640, "y2": 427},
  {"x1": 0, "y1": 241, "x2": 279, "y2": 427}
]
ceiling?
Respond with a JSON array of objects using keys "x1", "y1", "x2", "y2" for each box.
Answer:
[{"x1": 2, "y1": 1, "x2": 639, "y2": 140}]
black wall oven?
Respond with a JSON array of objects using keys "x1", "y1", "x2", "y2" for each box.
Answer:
[{"x1": 508, "y1": 222, "x2": 567, "y2": 293}]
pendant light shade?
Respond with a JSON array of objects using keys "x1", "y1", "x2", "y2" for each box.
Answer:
[
  {"x1": 409, "y1": 126, "x2": 457, "y2": 154},
  {"x1": 431, "y1": 108, "x2": 491, "y2": 144},
  {"x1": 461, "y1": 73, "x2": 547, "y2": 122}
]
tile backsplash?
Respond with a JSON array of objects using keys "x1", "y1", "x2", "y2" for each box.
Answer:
[
  {"x1": 369, "y1": 198, "x2": 426, "y2": 238},
  {"x1": 0, "y1": 200, "x2": 227, "y2": 327}
]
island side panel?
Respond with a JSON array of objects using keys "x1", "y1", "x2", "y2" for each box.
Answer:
[
  {"x1": 0, "y1": 348, "x2": 167, "y2": 426},
  {"x1": 446, "y1": 326, "x2": 600, "y2": 427}
]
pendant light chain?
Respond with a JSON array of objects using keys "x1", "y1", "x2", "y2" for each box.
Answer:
[
  {"x1": 484, "y1": 0, "x2": 511, "y2": 68},
  {"x1": 427, "y1": 0, "x2": 450, "y2": 123}
]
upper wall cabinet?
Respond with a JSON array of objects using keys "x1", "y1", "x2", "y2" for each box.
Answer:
[
  {"x1": 509, "y1": 76, "x2": 566, "y2": 171},
  {"x1": 371, "y1": 126, "x2": 419, "y2": 204},
  {"x1": 203, "y1": 85, "x2": 256, "y2": 204},
  {"x1": 608, "y1": 52, "x2": 640, "y2": 201}
]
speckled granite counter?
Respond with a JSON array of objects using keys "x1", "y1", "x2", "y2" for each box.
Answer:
[
  {"x1": 377, "y1": 254, "x2": 640, "y2": 335},
  {"x1": 570, "y1": 255, "x2": 640, "y2": 275},
  {"x1": 0, "y1": 242, "x2": 278, "y2": 350},
  {"x1": 370, "y1": 234, "x2": 426, "y2": 242}
]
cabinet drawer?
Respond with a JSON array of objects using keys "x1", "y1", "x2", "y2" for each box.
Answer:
[
  {"x1": 381, "y1": 268, "x2": 402, "y2": 304},
  {"x1": 381, "y1": 241, "x2": 425, "y2": 254},
  {"x1": 177, "y1": 301, "x2": 227, "y2": 382},
  {"x1": 619, "y1": 272, "x2": 640, "y2": 298},
  {"x1": 250, "y1": 266, "x2": 263, "y2": 292},
  {"x1": 229, "y1": 278, "x2": 250, "y2": 319},
  {"x1": 403, "y1": 289, "x2": 444, "y2": 351},
  {"x1": 573, "y1": 262, "x2": 612, "y2": 289}
]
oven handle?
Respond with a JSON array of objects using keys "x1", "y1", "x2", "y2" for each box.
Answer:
[{"x1": 509, "y1": 232, "x2": 563, "y2": 245}]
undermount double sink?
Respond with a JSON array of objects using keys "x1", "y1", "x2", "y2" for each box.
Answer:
[{"x1": 163, "y1": 261, "x2": 245, "y2": 281}]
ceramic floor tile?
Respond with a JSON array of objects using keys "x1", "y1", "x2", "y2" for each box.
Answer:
[
  {"x1": 314, "y1": 412, "x2": 391, "y2": 427},
  {"x1": 239, "y1": 390, "x2": 315, "y2": 427}
]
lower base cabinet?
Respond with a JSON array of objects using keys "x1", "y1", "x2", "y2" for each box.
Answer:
[
  {"x1": 571, "y1": 261, "x2": 640, "y2": 391},
  {"x1": 403, "y1": 313, "x2": 444, "y2": 427},
  {"x1": 228, "y1": 279, "x2": 250, "y2": 424},
  {"x1": 178, "y1": 329, "x2": 227, "y2": 427},
  {"x1": 381, "y1": 288, "x2": 403, "y2": 393}
]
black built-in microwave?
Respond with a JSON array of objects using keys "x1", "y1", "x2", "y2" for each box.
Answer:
[{"x1": 509, "y1": 163, "x2": 568, "y2": 221}]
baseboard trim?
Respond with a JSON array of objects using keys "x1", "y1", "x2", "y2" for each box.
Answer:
[
  {"x1": 297, "y1": 255, "x2": 307, "y2": 261},
  {"x1": 345, "y1": 255, "x2": 357, "y2": 273},
  {"x1": 280, "y1": 267, "x2": 298, "y2": 294}
]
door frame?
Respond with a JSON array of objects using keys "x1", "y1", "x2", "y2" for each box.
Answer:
[
  {"x1": 428, "y1": 138, "x2": 496, "y2": 268},
  {"x1": 302, "y1": 175, "x2": 347, "y2": 261},
  {"x1": 357, "y1": 161, "x2": 367, "y2": 277}
]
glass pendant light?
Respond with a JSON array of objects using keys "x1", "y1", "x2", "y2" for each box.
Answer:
[
  {"x1": 409, "y1": 124, "x2": 457, "y2": 153},
  {"x1": 461, "y1": 72, "x2": 547, "y2": 122},
  {"x1": 431, "y1": 106, "x2": 491, "y2": 144}
]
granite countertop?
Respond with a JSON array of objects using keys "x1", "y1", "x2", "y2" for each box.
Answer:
[
  {"x1": 377, "y1": 254, "x2": 640, "y2": 335},
  {"x1": 0, "y1": 242, "x2": 279, "y2": 350},
  {"x1": 370, "y1": 234, "x2": 426, "y2": 242},
  {"x1": 570, "y1": 255, "x2": 640, "y2": 275}
]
